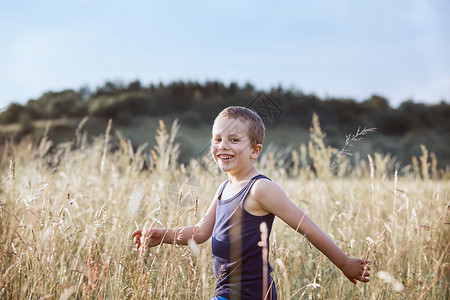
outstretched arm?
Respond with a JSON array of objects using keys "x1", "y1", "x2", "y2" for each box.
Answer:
[
  {"x1": 252, "y1": 180, "x2": 370, "y2": 283},
  {"x1": 131, "y1": 192, "x2": 218, "y2": 249},
  {"x1": 290, "y1": 214, "x2": 370, "y2": 283}
]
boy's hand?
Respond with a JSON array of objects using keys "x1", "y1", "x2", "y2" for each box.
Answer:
[
  {"x1": 131, "y1": 228, "x2": 164, "y2": 250},
  {"x1": 340, "y1": 257, "x2": 371, "y2": 284}
]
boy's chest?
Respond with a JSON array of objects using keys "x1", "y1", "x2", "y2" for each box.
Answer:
[
  {"x1": 221, "y1": 185, "x2": 268, "y2": 216},
  {"x1": 221, "y1": 183, "x2": 246, "y2": 199}
]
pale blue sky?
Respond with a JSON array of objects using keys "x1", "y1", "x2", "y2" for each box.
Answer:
[{"x1": 1, "y1": 0, "x2": 449, "y2": 109}]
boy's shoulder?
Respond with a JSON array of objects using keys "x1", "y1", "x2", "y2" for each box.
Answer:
[
  {"x1": 246, "y1": 177, "x2": 291, "y2": 215},
  {"x1": 251, "y1": 177, "x2": 285, "y2": 197}
]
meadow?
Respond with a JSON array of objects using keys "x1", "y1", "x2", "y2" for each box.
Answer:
[{"x1": 0, "y1": 118, "x2": 448, "y2": 299}]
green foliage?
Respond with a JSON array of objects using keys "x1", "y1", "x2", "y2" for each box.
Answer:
[
  {"x1": 25, "y1": 89, "x2": 86, "y2": 119},
  {"x1": 361, "y1": 94, "x2": 390, "y2": 111},
  {"x1": 0, "y1": 103, "x2": 27, "y2": 124},
  {"x1": 88, "y1": 91, "x2": 157, "y2": 118},
  {"x1": 18, "y1": 111, "x2": 33, "y2": 134},
  {"x1": 179, "y1": 110, "x2": 203, "y2": 126}
]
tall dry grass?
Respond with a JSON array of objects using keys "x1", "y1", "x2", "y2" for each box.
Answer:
[{"x1": 0, "y1": 117, "x2": 448, "y2": 299}]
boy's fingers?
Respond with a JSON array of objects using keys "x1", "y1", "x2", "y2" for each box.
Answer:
[
  {"x1": 348, "y1": 277, "x2": 357, "y2": 284},
  {"x1": 131, "y1": 229, "x2": 142, "y2": 237},
  {"x1": 133, "y1": 236, "x2": 141, "y2": 248},
  {"x1": 358, "y1": 270, "x2": 370, "y2": 282}
]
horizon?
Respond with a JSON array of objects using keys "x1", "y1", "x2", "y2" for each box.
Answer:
[
  {"x1": 1, "y1": 0, "x2": 449, "y2": 109},
  {"x1": 1, "y1": 79, "x2": 448, "y2": 111}
]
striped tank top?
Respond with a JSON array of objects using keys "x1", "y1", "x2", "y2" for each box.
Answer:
[{"x1": 212, "y1": 174, "x2": 277, "y2": 300}]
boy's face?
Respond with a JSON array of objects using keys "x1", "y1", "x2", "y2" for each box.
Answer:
[{"x1": 211, "y1": 116, "x2": 262, "y2": 176}]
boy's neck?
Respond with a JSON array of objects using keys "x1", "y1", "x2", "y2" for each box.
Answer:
[{"x1": 227, "y1": 166, "x2": 259, "y2": 184}]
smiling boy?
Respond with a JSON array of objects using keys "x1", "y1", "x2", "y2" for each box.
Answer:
[{"x1": 132, "y1": 106, "x2": 370, "y2": 299}]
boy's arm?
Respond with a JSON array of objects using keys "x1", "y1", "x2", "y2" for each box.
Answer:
[
  {"x1": 132, "y1": 188, "x2": 219, "y2": 249},
  {"x1": 252, "y1": 180, "x2": 370, "y2": 283}
]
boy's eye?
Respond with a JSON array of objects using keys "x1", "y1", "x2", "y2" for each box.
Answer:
[{"x1": 230, "y1": 138, "x2": 239, "y2": 143}]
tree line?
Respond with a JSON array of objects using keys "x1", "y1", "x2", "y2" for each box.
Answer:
[{"x1": 2, "y1": 79, "x2": 448, "y2": 132}]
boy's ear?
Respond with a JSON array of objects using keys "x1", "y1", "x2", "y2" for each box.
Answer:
[{"x1": 251, "y1": 144, "x2": 263, "y2": 159}]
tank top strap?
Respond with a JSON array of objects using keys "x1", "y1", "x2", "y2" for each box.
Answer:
[
  {"x1": 217, "y1": 180, "x2": 229, "y2": 199},
  {"x1": 239, "y1": 174, "x2": 271, "y2": 204},
  {"x1": 217, "y1": 174, "x2": 271, "y2": 201}
]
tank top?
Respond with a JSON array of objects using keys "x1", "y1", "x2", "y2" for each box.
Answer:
[{"x1": 212, "y1": 174, "x2": 277, "y2": 300}]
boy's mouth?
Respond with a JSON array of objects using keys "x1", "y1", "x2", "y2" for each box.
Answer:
[{"x1": 218, "y1": 154, "x2": 234, "y2": 161}]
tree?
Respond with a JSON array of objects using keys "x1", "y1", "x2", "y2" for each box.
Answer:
[
  {"x1": 361, "y1": 95, "x2": 391, "y2": 111},
  {"x1": 0, "y1": 103, "x2": 27, "y2": 124}
]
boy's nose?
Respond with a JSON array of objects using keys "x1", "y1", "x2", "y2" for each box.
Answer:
[{"x1": 218, "y1": 141, "x2": 229, "y2": 150}]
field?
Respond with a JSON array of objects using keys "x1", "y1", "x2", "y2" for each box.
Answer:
[{"x1": 0, "y1": 119, "x2": 448, "y2": 299}]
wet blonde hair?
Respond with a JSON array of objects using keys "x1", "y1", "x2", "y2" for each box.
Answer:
[{"x1": 215, "y1": 106, "x2": 265, "y2": 147}]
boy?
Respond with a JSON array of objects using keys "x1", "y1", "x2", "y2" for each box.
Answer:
[{"x1": 132, "y1": 106, "x2": 370, "y2": 299}]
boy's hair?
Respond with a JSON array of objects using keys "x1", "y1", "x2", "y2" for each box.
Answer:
[{"x1": 216, "y1": 106, "x2": 265, "y2": 147}]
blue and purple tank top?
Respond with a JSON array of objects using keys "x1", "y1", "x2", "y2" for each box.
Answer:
[{"x1": 212, "y1": 174, "x2": 277, "y2": 300}]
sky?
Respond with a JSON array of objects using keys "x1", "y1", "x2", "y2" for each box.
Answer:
[{"x1": 1, "y1": 0, "x2": 449, "y2": 110}]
